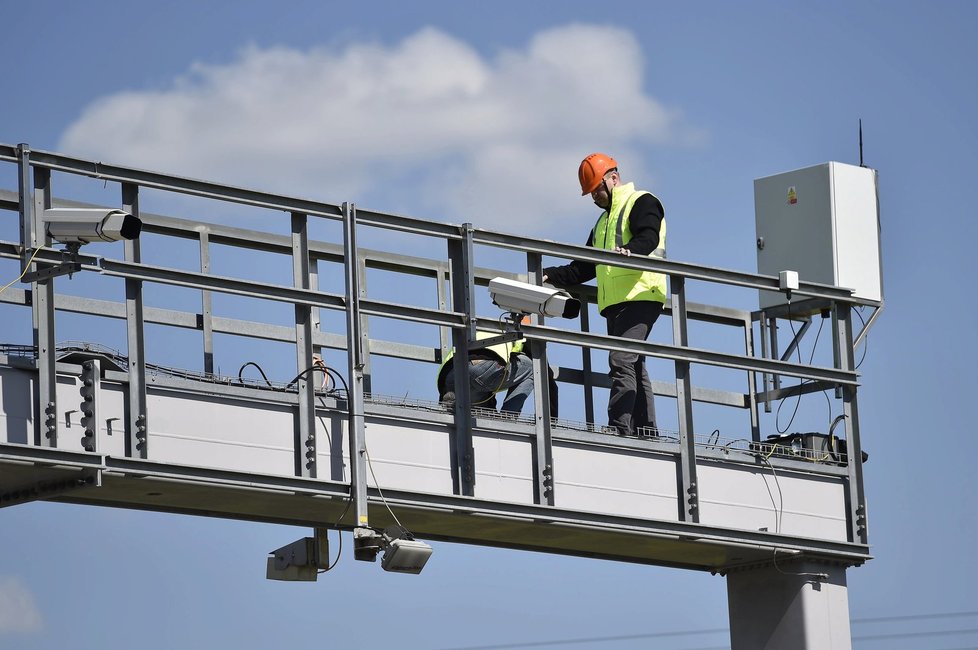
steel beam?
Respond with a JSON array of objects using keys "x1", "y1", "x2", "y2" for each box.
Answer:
[
  {"x1": 292, "y1": 212, "x2": 317, "y2": 479},
  {"x1": 198, "y1": 230, "x2": 214, "y2": 374},
  {"x1": 526, "y1": 254, "x2": 554, "y2": 506},
  {"x1": 30, "y1": 164, "x2": 57, "y2": 447},
  {"x1": 123, "y1": 183, "x2": 148, "y2": 459},
  {"x1": 342, "y1": 203, "x2": 370, "y2": 528},
  {"x1": 447, "y1": 224, "x2": 477, "y2": 496},
  {"x1": 671, "y1": 277, "x2": 699, "y2": 522},
  {"x1": 836, "y1": 304, "x2": 868, "y2": 545}
]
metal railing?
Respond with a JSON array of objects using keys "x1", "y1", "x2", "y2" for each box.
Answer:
[{"x1": 0, "y1": 142, "x2": 872, "y2": 545}]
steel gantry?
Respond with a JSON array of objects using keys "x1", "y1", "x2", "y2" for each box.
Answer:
[{"x1": 0, "y1": 143, "x2": 881, "y2": 648}]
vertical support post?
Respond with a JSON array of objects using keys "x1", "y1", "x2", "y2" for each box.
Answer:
[
  {"x1": 835, "y1": 303, "x2": 868, "y2": 545},
  {"x1": 292, "y1": 212, "x2": 317, "y2": 479},
  {"x1": 727, "y1": 561, "x2": 852, "y2": 649},
  {"x1": 123, "y1": 183, "x2": 148, "y2": 458},
  {"x1": 342, "y1": 203, "x2": 370, "y2": 528},
  {"x1": 446, "y1": 225, "x2": 477, "y2": 496},
  {"x1": 758, "y1": 311, "x2": 772, "y2": 413},
  {"x1": 309, "y1": 253, "x2": 322, "y2": 362},
  {"x1": 527, "y1": 254, "x2": 554, "y2": 506},
  {"x1": 436, "y1": 265, "x2": 451, "y2": 354},
  {"x1": 670, "y1": 276, "x2": 699, "y2": 522},
  {"x1": 579, "y1": 301, "x2": 596, "y2": 426},
  {"x1": 17, "y1": 144, "x2": 34, "y2": 260},
  {"x1": 769, "y1": 315, "x2": 782, "y2": 394},
  {"x1": 25, "y1": 152, "x2": 57, "y2": 447},
  {"x1": 356, "y1": 258, "x2": 372, "y2": 395},
  {"x1": 198, "y1": 230, "x2": 214, "y2": 375},
  {"x1": 831, "y1": 304, "x2": 844, "y2": 400},
  {"x1": 743, "y1": 317, "x2": 761, "y2": 442}
]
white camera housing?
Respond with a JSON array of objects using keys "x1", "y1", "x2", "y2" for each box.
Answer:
[
  {"x1": 381, "y1": 538, "x2": 433, "y2": 574},
  {"x1": 488, "y1": 277, "x2": 581, "y2": 319},
  {"x1": 42, "y1": 208, "x2": 142, "y2": 244}
]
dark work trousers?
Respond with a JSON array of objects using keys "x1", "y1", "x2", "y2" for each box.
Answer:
[{"x1": 604, "y1": 300, "x2": 664, "y2": 435}]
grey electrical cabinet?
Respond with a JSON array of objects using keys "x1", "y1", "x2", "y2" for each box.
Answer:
[{"x1": 754, "y1": 161, "x2": 882, "y2": 311}]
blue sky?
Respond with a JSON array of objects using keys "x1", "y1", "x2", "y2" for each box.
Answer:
[{"x1": 2, "y1": 1, "x2": 977, "y2": 648}]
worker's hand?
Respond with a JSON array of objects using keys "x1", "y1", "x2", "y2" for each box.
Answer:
[
  {"x1": 615, "y1": 246, "x2": 631, "y2": 257},
  {"x1": 542, "y1": 274, "x2": 549, "y2": 283}
]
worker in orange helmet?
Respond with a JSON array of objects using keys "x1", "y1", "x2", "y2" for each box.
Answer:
[{"x1": 543, "y1": 153, "x2": 667, "y2": 437}]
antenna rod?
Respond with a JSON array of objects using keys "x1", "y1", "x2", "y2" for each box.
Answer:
[{"x1": 859, "y1": 118, "x2": 865, "y2": 167}]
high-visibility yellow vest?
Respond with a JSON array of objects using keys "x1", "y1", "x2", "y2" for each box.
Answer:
[
  {"x1": 437, "y1": 331, "x2": 524, "y2": 394},
  {"x1": 593, "y1": 182, "x2": 667, "y2": 312}
]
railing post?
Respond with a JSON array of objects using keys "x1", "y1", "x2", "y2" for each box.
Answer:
[
  {"x1": 743, "y1": 316, "x2": 762, "y2": 442},
  {"x1": 198, "y1": 230, "x2": 214, "y2": 374},
  {"x1": 343, "y1": 203, "x2": 370, "y2": 528},
  {"x1": 758, "y1": 311, "x2": 772, "y2": 413},
  {"x1": 292, "y1": 212, "x2": 317, "y2": 479},
  {"x1": 527, "y1": 253, "x2": 554, "y2": 506},
  {"x1": 835, "y1": 302, "x2": 869, "y2": 545},
  {"x1": 123, "y1": 183, "x2": 148, "y2": 458},
  {"x1": 446, "y1": 224, "x2": 477, "y2": 496},
  {"x1": 23, "y1": 148, "x2": 57, "y2": 447},
  {"x1": 578, "y1": 297, "x2": 596, "y2": 425},
  {"x1": 671, "y1": 276, "x2": 699, "y2": 522},
  {"x1": 356, "y1": 257, "x2": 373, "y2": 395}
]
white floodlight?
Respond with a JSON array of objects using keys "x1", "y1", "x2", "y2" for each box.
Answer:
[
  {"x1": 488, "y1": 277, "x2": 581, "y2": 319},
  {"x1": 42, "y1": 208, "x2": 141, "y2": 245},
  {"x1": 381, "y1": 538, "x2": 433, "y2": 574}
]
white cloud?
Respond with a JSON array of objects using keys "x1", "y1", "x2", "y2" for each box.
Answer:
[
  {"x1": 60, "y1": 24, "x2": 696, "y2": 232},
  {"x1": 0, "y1": 577, "x2": 42, "y2": 634}
]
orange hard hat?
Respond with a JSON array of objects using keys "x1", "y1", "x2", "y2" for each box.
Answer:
[{"x1": 578, "y1": 153, "x2": 618, "y2": 195}]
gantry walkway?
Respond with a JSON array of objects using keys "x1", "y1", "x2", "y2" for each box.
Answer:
[{"x1": 0, "y1": 143, "x2": 880, "y2": 646}]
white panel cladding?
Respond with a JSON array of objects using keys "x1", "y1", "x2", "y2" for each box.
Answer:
[
  {"x1": 0, "y1": 366, "x2": 35, "y2": 445},
  {"x1": 472, "y1": 430, "x2": 534, "y2": 503},
  {"x1": 2, "y1": 368, "x2": 852, "y2": 546},
  {"x1": 553, "y1": 443, "x2": 681, "y2": 520},
  {"x1": 697, "y1": 462, "x2": 848, "y2": 541},
  {"x1": 360, "y1": 418, "x2": 455, "y2": 494},
  {"x1": 146, "y1": 391, "x2": 295, "y2": 476},
  {"x1": 315, "y1": 411, "x2": 350, "y2": 483}
]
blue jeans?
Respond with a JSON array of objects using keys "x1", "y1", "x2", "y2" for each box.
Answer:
[{"x1": 444, "y1": 353, "x2": 535, "y2": 414}]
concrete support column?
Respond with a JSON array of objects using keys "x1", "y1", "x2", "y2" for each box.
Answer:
[{"x1": 727, "y1": 560, "x2": 852, "y2": 649}]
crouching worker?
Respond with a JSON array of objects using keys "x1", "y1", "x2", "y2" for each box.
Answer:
[{"x1": 438, "y1": 331, "x2": 534, "y2": 414}]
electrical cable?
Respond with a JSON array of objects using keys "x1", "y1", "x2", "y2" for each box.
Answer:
[
  {"x1": 852, "y1": 628, "x2": 978, "y2": 642},
  {"x1": 705, "y1": 428, "x2": 721, "y2": 451},
  {"x1": 438, "y1": 625, "x2": 730, "y2": 650},
  {"x1": 853, "y1": 610, "x2": 978, "y2": 624},
  {"x1": 237, "y1": 361, "x2": 273, "y2": 386},
  {"x1": 755, "y1": 450, "x2": 784, "y2": 533},
  {"x1": 234, "y1": 357, "x2": 354, "y2": 574},
  {"x1": 320, "y1": 363, "x2": 420, "y2": 557},
  {"x1": 776, "y1": 315, "x2": 830, "y2": 434},
  {"x1": 772, "y1": 548, "x2": 828, "y2": 581},
  {"x1": 319, "y1": 495, "x2": 353, "y2": 573},
  {"x1": 446, "y1": 611, "x2": 978, "y2": 650},
  {"x1": 363, "y1": 442, "x2": 403, "y2": 529},
  {"x1": 0, "y1": 246, "x2": 44, "y2": 295}
]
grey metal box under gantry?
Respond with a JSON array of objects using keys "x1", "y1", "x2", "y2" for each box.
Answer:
[{"x1": 754, "y1": 161, "x2": 882, "y2": 311}]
